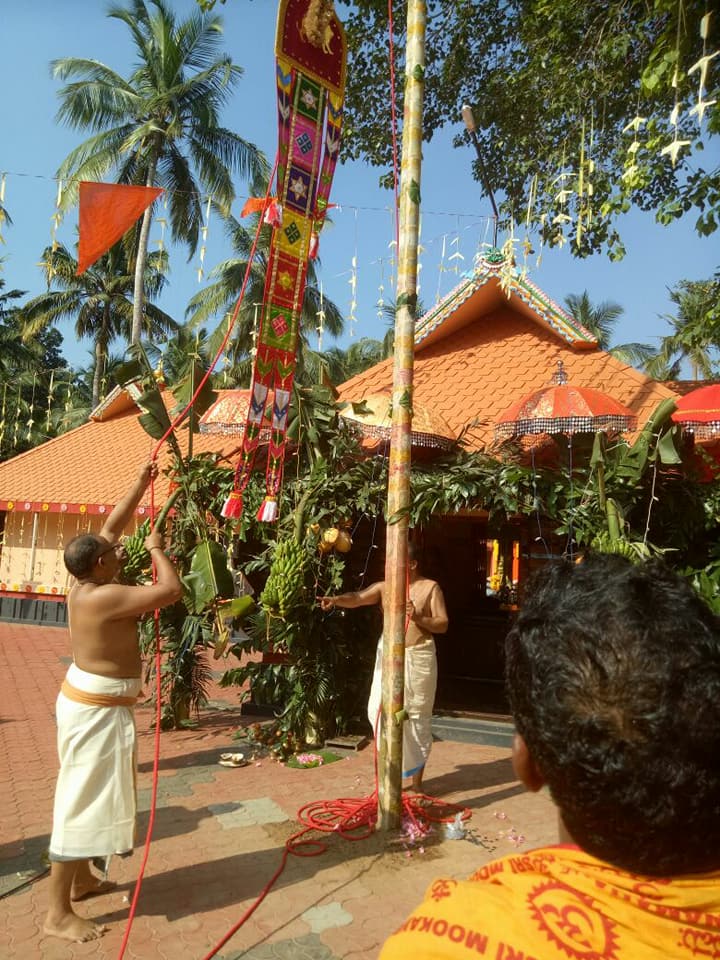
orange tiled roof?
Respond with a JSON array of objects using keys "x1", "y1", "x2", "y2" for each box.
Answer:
[
  {"x1": 0, "y1": 387, "x2": 240, "y2": 515},
  {"x1": 338, "y1": 265, "x2": 676, "y2": 450}
]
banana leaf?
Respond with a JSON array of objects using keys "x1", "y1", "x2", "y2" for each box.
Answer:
[
  {"x1": 589, "y1": 430, "x2": 604, "y2": 467},
  {"x1": 137, "y1": 387, "x2": 182, "y2": 459},
  {"x1": 185, "y1": 540, "x2": 235, "y2": 613},
  {"x1": 655, "y1": 425, "x2": 683, "y2": 465},
  {"x1": 114, "y1": 358, "x2": 145, "y2": 385},
  {"x1": 217, "y1": 595, "x2": 256, "y2": 620},
  {"x1": 616, "y1": 397, "x2": 677, "y2": 479},
  {"x1": 171, "y1": 360, "x2": 217, "y2": 430}
]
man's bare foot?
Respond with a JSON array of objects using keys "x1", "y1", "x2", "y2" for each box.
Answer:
[
  {"x1": 71, "y1": 877, "x2": 116, "y2": 901},
  {"x1": 43, "y1": 913, "x2": 108, "y2": 942}
]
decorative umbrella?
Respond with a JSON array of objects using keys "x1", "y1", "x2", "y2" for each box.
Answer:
[
  {"x1": 670, "y1": 384, "x2": 720, "y2": 439},
  {"x1": 340, "y1": 392, "x2": 457, "y2": 453},
  {"x1": 494, "y1": 360, "x2": 637, "y2": 440},
  {"x1": 199, "y1": 389, "x2": 271, "y2": 439}
]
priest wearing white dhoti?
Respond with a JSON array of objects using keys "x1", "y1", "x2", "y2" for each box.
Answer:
[
  {"x1": 44, "y1": 461, "x2": 183, "y2": 944},
  {"x1": 319, "y1": 541, "x2": 448, "y2": 792}
]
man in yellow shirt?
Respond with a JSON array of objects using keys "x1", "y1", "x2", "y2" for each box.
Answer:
[{"x1": 380, "y1": 553, "x2": 720, "y2": 959}]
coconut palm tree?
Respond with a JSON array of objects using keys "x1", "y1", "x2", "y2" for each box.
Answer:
[
  {"x1": 564, "y1": 290, "x2": 657, "y2": 369},
  {"x1": 319, "y1": 337, "x2": 386, "y2": 384},
  {"x1": 643, "y1": 280, "x2": 720, "y2": 381},
  {"x1": 52, "y1": 0, "x2": 266, "y2": 344},
  {"x1": 0, "y1": 278, "x2": 44, "y2": 380},
  {"x1": 19, "y1": 243, "x2": 177, "y2": 408},
  {"x1": 185, "y1": 206, "x2": 344, "y2": 387},
  {"x1": 146, "y1": 320, "x2": 214, "y2": 386}
]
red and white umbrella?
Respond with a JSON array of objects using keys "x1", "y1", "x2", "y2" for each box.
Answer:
[
  {"x1": 495, "y1": 361, "x2": 637, "y2": 439},
  {"x1": 670, "y1": 384, "x2": 720, "y2": 439},
  {"x1": 198, "y1": 389, "x2": 271, "y2": 439}
]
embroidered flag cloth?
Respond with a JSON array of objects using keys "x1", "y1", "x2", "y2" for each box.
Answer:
[{"x1": 222, "y1": 0, "x2": 346, "y2": 523}]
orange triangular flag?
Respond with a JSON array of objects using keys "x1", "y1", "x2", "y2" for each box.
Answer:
[
  {"x1": 77, "y1": 182, "x2": 164, "y2": 275},
  {"x1": 241, "y1": 195, "x2": 280, "y2": 218}
]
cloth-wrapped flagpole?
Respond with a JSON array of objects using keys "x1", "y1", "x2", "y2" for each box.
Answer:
[{"x1": 222, "y1": 0, "x2": 347, "y2": 523}]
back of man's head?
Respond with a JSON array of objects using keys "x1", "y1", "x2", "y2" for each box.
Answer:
[
  {"x1": 64, "y1": 534, "x2": 102, "y2": 579},
  {"x1": 506, "y1": 552, "x2": 720, "y2": 876}
]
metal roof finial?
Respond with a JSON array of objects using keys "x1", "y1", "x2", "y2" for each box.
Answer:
[{"x1": 551, "y1": 359, "x2": 568, "y2": 385}]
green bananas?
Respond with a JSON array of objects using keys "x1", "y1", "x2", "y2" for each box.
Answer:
[
  {"x1": 260, "y1": 537, "x2": 306, "y2": 618},
  {"x1": 590, "y1": 532, "x2": 651, "y2": 562},
  {"x1": 121, "y1": 521, "x2": 152, "y2": 584}
]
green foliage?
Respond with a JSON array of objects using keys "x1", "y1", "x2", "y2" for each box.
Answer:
[
  {"x1": 184, "y1": 540, "x2": 236, "y2": 613},
  {"x1": 118, "y1": 345, "x2": 183, "y2": 461},
  {"x1": 137, "y1": 452, "x2": 254, "y2": 728},
  {"x1": 685, "y1": 560, "x2": 720, "y2": 614},
  {"x1": 341, "y1": 0, "x2": 719, "y2": 255}
]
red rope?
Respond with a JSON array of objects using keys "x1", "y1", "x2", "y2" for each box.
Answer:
[
  {"x1": 136, "y1": 7, "x2": 421, "y2": 954},
  {"x1": 151, "y1": 152, "x2": 280, "y2": 461},
  {"x1": 200, "y1": 11, "x2": 416, "y2": 952},
  {"x1": 199, "y1": 785, "x2": 471, "y2": 960},
  {"x1": 198, "y1": 572, "x2": 472, "y2": 958},
  {"x1": 116, "y1": 158, "x2": 279, "y2": 960}
]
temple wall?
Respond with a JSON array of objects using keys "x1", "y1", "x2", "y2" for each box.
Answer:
[{"x1": 0, "y1": 511, "x2": 103, "y2": 597}]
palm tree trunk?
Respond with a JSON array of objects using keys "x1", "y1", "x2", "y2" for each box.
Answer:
[
  {"x1": 378, "y1": 0, "x2": 426, "y2": 833},
  {"x1": 131, "y1": 146, "x2": 160, "y2": 345},
  {"x1": 92, "y1": 336, "x2": 106, "y2": 409}
]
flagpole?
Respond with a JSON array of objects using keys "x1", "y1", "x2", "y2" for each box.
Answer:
[{"x1": 378, "y1": 0, "x2": 427, "y2": 832}]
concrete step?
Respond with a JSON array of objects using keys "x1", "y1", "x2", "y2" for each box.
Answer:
[{"x1": 432, "y1": 714, "x2": 514, "y2": 748}]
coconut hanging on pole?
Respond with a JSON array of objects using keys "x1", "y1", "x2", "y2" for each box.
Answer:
[{"x1": 377, "y1": 0, "x2": 427, "y2": 833}]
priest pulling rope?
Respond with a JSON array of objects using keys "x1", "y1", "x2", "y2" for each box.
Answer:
[
  {"x1": 44, "y1": 461, "x2": 183, "y2": 944},
  {"x1": 320, "y1": 542, "x2": 449, "y2": 793}
]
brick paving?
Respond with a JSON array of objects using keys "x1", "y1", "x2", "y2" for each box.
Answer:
[{"x1": 0, "y1": 623, "x2": 557, "y2": 959}]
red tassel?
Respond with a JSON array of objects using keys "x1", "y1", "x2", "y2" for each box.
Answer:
[
  {"x1": 263, "y1": 200, "x2": 283, "y2": 227},
  {"x1": 256, "y1": 496, "x2": 278, "y2": 523},
  {"x1": 309, "y1": 231, "x2": 319, "y2": 260},
  {"x1": 221, "y1": 491, "x2": 243, "y2": 519}
]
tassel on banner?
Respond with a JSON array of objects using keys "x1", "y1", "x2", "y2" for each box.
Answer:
[
  {"x1": 309, "y1": 231, "x2": 320, "y2": 260},
  {"x1": 256, "y1": 496, "x2": 278, "y2": 523},
  {"x1": 221, "y1": 491, "x2": 244, "y2": 519},
  {"x1": 263, "y1": 200, "x2": 283, "y2": 226}
]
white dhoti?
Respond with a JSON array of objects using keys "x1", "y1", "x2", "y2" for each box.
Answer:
[
  {"x1": 49, "y1": 663, "x2": 142, "y2": 861},
  {"x1": 367, "y1": 638, "x2": 437, "y2": 780}
]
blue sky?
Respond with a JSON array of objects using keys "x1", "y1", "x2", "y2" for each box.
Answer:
[{"x1": 2, "y1": 0, "x2": 718, "y2": 372}]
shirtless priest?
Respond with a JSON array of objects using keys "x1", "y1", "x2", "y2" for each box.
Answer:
[
  {"x1": 320, "y1": 542, "x2": 448, "y2": 792},
  {"x1": 44, "y1": 461, "x2": 182, "y2": 943}
]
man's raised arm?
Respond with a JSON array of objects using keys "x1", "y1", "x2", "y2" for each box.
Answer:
[{"x1": 100, "y1": 462, "x2": 157, "y2": 543}]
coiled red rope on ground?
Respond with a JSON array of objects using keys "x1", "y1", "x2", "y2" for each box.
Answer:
[{"x1": 198, "y1": 789, "x2": 471, "y2": 960}]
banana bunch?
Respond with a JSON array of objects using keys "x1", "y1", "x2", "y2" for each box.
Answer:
[
  {"x1": 121, "y1": 521, "x2": 151, "y2": 585},
  {"x1": 260, "y1": 537, "x2": 306, "y2": 618},
  {"x1": 590, "y1": 532, "x2": 651, "y2": 562}
]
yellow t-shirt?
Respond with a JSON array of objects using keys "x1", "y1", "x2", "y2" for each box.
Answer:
[{"x1": 379, "y1": 844, "x2": 720, "y2": 960}]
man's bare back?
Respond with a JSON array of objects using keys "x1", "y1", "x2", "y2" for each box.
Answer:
[{"x1": 44, "y1": 461, "x2": 182, "y2": 943}]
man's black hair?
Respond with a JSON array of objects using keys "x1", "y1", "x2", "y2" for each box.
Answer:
[
  {"x1": 506, "y1": 552, "x2": 720, "y2": 876},
  {"x1": 64, "y1": 534, "x2": 103, "y2": 579}
]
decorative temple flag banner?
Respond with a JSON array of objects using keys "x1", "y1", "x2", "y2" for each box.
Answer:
[
  {"x1": 222, "y1": 0, "x2": 347, "y2": 524},
  {"x1": 77, "y1": 182, "x2": 164, "y2": 275}
]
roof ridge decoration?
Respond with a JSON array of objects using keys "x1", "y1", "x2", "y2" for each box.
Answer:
[
  {"x1": 414, "y1": 251, "x2": 598, "y2": 350},
  {"x1": 89, "y1": 379, "x2": 146, "y2": 422}
]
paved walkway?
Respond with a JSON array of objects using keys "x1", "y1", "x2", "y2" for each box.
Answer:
[{"x1": 0, "y1": 623, "x2": 556, "y2": 959}]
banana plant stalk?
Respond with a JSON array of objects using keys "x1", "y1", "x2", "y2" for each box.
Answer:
[{"x1": 379, "y1": 0, "x2": 427, "y2": 832}]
